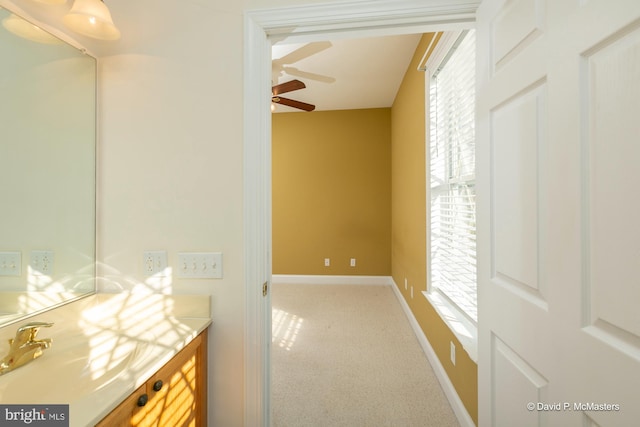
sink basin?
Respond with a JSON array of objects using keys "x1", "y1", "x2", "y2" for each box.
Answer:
[
  {"x1": 49, "y1": 329, "x2": 154, "y2": 392},
  {"x1": 0, "y1": 328, "x2": 155, "y2": 404}
]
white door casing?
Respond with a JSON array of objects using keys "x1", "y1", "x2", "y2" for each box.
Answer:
[
  {"x1": 244, "y1": 2, "x2": 479, "y2": 426},
  {"x1": 476, "y1": 0, "x2": 640, "y2": 426},
  {"x1": 244, "y1": 12, "x2": 273, "y2": 427}
]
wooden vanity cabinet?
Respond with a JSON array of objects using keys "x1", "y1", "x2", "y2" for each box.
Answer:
[{"x1": 96, "y1": 329, "x2": 208, "y2": 427}]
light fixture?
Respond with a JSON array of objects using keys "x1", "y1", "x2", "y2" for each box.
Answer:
[
  {"x1": 63, "y1": 0, "x2": 120, "y2": 40},
  {"x1": 2, "y1": 13, "x2": 62, "y2": 44}
]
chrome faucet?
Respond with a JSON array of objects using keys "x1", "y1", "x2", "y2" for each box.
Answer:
[{"x1": 0, "y1": 322, "x2": 53, "y2": 376}]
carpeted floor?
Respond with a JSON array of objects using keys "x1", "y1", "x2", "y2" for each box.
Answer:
[{"x1": 271, "y1": 283, "x2": 460, "y2": 427}]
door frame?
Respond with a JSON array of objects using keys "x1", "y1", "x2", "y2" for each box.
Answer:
[{"x1": 243, "y1": 1, "x2": 481, "y2": 425}]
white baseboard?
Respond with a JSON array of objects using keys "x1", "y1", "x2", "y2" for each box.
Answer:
[
  {"x1": 271, "y1": 274, "x2": 393, "y2": 286},
  {"x1": 390, "y1": 280, "x2": 476, "y2": 427}
]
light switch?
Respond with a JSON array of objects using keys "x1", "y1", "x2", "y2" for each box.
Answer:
[{"x1": 177, "y1": 252, "x2": 223, "y2": 279}]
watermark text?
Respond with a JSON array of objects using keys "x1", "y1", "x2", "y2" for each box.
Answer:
[
  {"x1": 0, "y1": 405, "x2": 68, "y2": 426},
  {"x1": 526, "y1": 402, "x2": 620, "y2": 412}
]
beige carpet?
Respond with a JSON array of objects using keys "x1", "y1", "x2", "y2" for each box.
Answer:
[{"x1": 271, "y1": 283, "x2": 460, "y2": 427}]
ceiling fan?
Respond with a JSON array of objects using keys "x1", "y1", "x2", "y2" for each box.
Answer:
[{"x1": 271, "y1": 79, "x2": 315, "y2": 112}]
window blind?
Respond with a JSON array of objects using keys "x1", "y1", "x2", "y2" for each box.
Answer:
[{"x1": 429, "y1": 30, "x2": 477, "y2": 322}]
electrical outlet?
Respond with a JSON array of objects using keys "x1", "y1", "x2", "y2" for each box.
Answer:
[
  {"x1": 450, "y1": 341, "x2": 456, "y2": 365},
  {"x1": 143, "y1": 251, "x2": 168, "y2": 276},
  {"x1": 177, "y1": 252, "x2": 223, "y2": 279},
  {"x1": 30, "y1": 250, "x2": 54, "y2": 275},
  {"x1": 350, "y1": 258, "x2": 356, "y2": 267},
  {"x1": 0, "y1": 251, "x2": 21, "y2": 276},
  {"x1": 324, "y1": 258, "x2": 330, "y2": 267}
]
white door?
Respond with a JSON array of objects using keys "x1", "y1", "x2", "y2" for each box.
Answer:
[{"x1": 476, "y1": 0, "x2": 640, "y2": 426}]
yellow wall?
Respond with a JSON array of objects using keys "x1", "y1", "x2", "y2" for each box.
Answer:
[
  {"x1": 391, "y1": 33, "x2": 478, "y2": 424},
  {"x1": 271, "y1": 33, "x2": 478, "y2": 425},
  {"x1": 272, "y1": 109, "x2": 392, "y2": 275}
]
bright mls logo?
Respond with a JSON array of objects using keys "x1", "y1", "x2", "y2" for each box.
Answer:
[{"x1": 0, "y1": 405, "x2": 68, "y2": 426}]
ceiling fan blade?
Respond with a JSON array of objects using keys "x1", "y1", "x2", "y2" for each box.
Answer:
[
  {"x1": 282, "y1": 66, "x2": 336, "y2": 84},
  {"x1": 272, "y1": 96, "x2": 315, "y2": 112},
  {"x1": 273, "y1": 41, "x2": 332, "y2": 67},
  {"x1": 272, "y1": 79, "x2": 306, "y2": 96}
]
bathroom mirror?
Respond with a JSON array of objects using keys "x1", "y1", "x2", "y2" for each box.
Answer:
[{"x1": 0, "y1": 7, "x2": 96, "y2": 327}]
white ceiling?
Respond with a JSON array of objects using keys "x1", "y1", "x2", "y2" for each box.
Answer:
[{"x1": 271, "y1": 33, "x2": 422, "y2": 113}]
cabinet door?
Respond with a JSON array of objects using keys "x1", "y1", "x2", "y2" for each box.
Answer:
[
  {"x1": 136, "y1": 331, "x2": 207, "y2": 427},
  {"x1": 95, "y1": 383, "x2": 147, "y2": 427}
]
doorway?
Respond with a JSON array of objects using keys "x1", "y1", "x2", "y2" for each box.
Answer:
[{"x1": 244, "y1": 2, "x2": 480, "y2": 425}]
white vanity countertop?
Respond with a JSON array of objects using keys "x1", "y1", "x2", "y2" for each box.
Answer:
[{"x1": 0, "y1": 293, "x2": 211, "y2": 427}]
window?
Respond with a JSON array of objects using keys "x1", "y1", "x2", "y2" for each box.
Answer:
[{"x1": 427, "y1": 30, "x2": 477, "y2": 326}]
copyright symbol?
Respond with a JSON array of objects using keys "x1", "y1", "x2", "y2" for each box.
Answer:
[{"x1": 527, "y1": 402, "x2": 535, "y2": 411}]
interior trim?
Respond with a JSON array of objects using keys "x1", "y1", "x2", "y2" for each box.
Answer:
[
  {"x1": 250, "y1": 0, "x2": 478, "y2": 41},
  {"x1": 272, "y1": 274, "x2": 393, "y2": 286}
]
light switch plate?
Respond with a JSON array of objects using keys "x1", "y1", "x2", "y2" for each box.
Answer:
[
  {"x1": 0, "y1": 251, "x2": 21, "y2": 276},
  {"x1": 177, "y1": 252, "x2": 222, "y2": 279}
]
